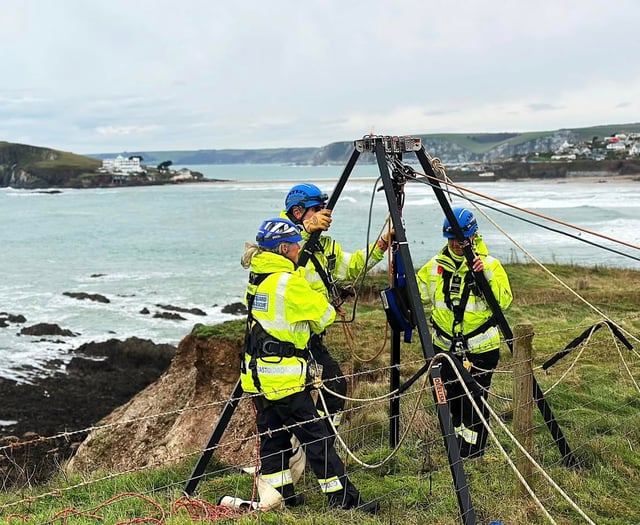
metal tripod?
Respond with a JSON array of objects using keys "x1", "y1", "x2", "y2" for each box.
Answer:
[{"x1": 184, "y1": 135, "x2": 575, "y2": 525}]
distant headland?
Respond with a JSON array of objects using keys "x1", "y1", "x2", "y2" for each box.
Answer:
[{"x1": 2, "y1": 122, "x2": 640, "y2": 189}]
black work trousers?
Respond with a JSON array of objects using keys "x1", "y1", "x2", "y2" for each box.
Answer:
[
  {"x1": 253, "y1": 390, "x2": 361, "y2": 507},
  {"x1": 309, "y1": 333, "x2": 347, "y2": 418},
  {"x1": 439, "y1": 348, "x2": 499, "y2": 458}
]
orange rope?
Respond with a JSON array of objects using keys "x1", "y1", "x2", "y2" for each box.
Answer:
[
  {"x1": 50, "y1": 508, "x2": 103, "y2": 523},
  {"x1": 6, "y1": 516, "x2": 29, "y2": 524},
  {"x1": 416, "y1": 170, "x2": 640, "y2": 252},
  {"x1": 93, "y1": 492, "x2": 165, "y2": 525},
  {"x1": 172, "y1": 496, "x2": 245, "y2": 522}
]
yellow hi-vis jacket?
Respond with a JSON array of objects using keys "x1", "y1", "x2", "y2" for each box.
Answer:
[
  {"x1": 279, "y1": 210, "x2": 386, "y2": 300},
  {"x1": 416, "y1": 235, "x2": 512, "y2": 354},
  {"x1": 241, "y1": 251, "x2": 336, "y2": 400}
]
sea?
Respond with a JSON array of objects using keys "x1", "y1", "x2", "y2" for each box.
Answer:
[{"x1": 1, "y1": 163, "x2": 639, "y2": 383}]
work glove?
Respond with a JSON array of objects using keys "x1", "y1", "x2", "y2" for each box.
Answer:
[
  {"x1": 303, "y1": 208, "x2": 332, "y2": 233},
  {"x1": 377, "y1": 228, "x2": 395, "y2": 251}
]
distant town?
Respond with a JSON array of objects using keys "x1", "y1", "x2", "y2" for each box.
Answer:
[{"x1": 545, "y1": 132, "x2": 640, "y2": 162}]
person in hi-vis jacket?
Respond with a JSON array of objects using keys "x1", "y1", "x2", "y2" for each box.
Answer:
[
  {"x1": 239, "y1": 217, "x2": 379, "y2": 514},
  {"x1": 417, "y1": 208, "x2": 512, "y2": 458}
]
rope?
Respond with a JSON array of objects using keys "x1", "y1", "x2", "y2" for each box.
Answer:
[
  {"x1": 316, "y1": 359, "x2": 431, "y2": 469},
  {"x1": 419, "y1": 168, "x2": 640, "y2": 253},
  {"x1": 172, "y1": 496, "x2": 246, "y2": 521},
  {"x1": 413, "y1": 168, "x2": 640, "y2": 348},
  {"x1": 438, "y1": 352, "x2": 597, "y2": 524}
]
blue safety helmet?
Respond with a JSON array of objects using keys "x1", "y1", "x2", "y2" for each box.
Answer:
[
  {"x1": 285, "y1": 183, "x2": 328, "y2": 212},
  {"x1": 256, "y1": 218, "x2": 302, "y2": 249},
  {"x1": 442, "y1": 208, "x2": 478, "y2": 239}
]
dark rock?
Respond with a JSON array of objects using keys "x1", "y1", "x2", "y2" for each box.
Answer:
[
  {"x1": 63, "y1": 291, "x2": 110, "y2": 303},
  {"x1": 156, "y1": 304, "x2": 207, "y2": 316},
  {"x1": 20, "y1": 323, "x2": 76, "y2": 337},
  {"x1": 222, "y1": 302, "x2": 248, "y2": 315},
  {"x1": 140, "y1": 307, "x2": 150, "y2": 314},
  {"x1": 0, "y1": 313, "x2": 27, "y2": 324},
  {"x1": 73, "y1": 337, "x2": 176, "y2": 368},
  {"x1": 153, "y1": 311, "x2": 186, "y2": 321}
]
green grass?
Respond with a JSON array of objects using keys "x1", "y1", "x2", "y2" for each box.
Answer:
[{"x1": 1, "y1": 263, "x2": 640, "y2": 524}]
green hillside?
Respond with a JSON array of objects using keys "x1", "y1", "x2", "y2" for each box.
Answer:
[{"x1": 87, "y1": 122, "x2": 640, "y2": 165}]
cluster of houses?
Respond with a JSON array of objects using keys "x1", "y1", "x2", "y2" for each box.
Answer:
[{"x1": 551, "y1": 132, "x2": 640, "y2": 161}]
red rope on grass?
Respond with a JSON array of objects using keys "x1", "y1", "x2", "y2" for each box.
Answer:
[
  {"x1": 6, "y1": 515, "x2": 29, "y2": 524},
  {"x1": 50, "y1": 508, "x2": 104, "y2": 523},
  {"x1": 93, "y1": 492, "x2": 165, "y2": 525},
  {"x1": 172, "y1": 496, "x2": 245, "y2": 521}
]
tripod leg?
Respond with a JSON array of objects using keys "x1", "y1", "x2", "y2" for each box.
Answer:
[{"x1": 183, "y1": 379, "x2": 244, "y2": 496}]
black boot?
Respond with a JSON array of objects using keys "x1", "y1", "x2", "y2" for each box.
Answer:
[
  {"x1": 328, "y1": 482, "x2": 379, "y2": 515},
  {"x1": 279, "y1": 483, "x2": 305, "y2": 508}
]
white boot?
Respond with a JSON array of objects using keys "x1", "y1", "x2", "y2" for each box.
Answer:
[{"x1": 256, "y1": 475, "x2": 285, "y2": 510}]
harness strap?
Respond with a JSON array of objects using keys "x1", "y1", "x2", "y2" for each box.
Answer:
[
  {"x1": 431, "y1": 316, "x2": 498, "y2": 352},
  {"x1": 441, "y1": 261, "x2": 480, "y2": 337},
  {"x1": 244, "y1": 272, "x2": 272, "y2": 392},
  {"x1": 307, "y1": 243, "x2": 343, "y2": 307}
]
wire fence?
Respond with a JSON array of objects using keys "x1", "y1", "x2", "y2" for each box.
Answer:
[{"x1": 1, "y1": 317, "x2": 639, "y2": 524}]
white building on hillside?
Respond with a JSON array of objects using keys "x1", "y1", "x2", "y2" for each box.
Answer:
[{"x1": 101, "y1": 155, "x2": 144, "y2": 174}]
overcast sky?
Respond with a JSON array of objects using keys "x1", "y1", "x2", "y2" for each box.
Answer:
[{"x1": 2, "y1": 0, "x2": 639, "y2": 154}]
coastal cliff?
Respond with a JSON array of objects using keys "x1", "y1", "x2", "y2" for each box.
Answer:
[
  {"x1": 0, "y1": 142, "x2": 205, "y2": 189},
  {"x1": 0, "y1": 142, "x2": 102, "y2": 189}
]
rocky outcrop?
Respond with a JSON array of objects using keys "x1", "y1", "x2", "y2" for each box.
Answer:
[
  {"x1": 63, "y1": 291, "x2": 111, "y2": 303},
  {"x1": 66, "y1": 328, "x2": 256, "y2": 475},
  {"x1": 0, "y1": 337, "x2": 176, "y2": 487},
  {"x1": 20, "y1": 323, "x2": 77, "y2": 337}
]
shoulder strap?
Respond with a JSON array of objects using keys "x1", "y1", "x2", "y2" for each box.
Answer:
[{"x1": 441, "y1": 269, "x2": 475, "y2": 328}]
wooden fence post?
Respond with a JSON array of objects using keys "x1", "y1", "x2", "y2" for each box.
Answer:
[{"x1": 513, "y1": 323, "x2": 534, "y2": 496}]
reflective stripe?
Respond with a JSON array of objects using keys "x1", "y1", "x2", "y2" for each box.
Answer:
[
  {"x1": 336, "y1": 251, "x2": 351, "y2": 277},
  {"x1": 262, "y1": 469, "x2": 293, "y2": 488},
  {"x1": 318, "y1": 475, "x2": 343, "y2": 493},
  {"x1": 305, "y1": 272, "x2": 325, "y2": 284},
  {"x1": 255, "y1": 363, "x2": 306, "y2": 375},
  {"x1": 241, "y1": 355, "x2": 307, "y2": 400},
  {"x1": 461, "y1": 425, "x2": 478, "y2": 445},
  {"x1": 454, "y1": 424, "x2": 478, "y2": 445},
  {"x1": 316, "y1": 410, "x2": 342, "y2": 427},
  {"x1": 274, "y1": 272, "x2": 289, "y2": 322},
  {"x1": 319, "y1": 304, "x2": 334, "y2": 327},
  {"x1": 434, "y1": 325, "x2": 499, "y2": 353}
]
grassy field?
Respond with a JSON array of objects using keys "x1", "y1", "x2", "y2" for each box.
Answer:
[{"x1": 1, "y1": 263, "x2": 639, "y2": 524}]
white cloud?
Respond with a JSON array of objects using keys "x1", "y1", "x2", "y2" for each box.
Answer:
[{"x1": 2, "y1": 0, "x2": 640, "y2": 153}]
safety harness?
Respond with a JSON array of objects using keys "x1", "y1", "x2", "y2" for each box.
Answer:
[
  {"x1": 242, "y1": 271, "x2": 309, "y2": 394},
  {"x1": 432, "y1": 261, "x2": 496, "y2": 354}
]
